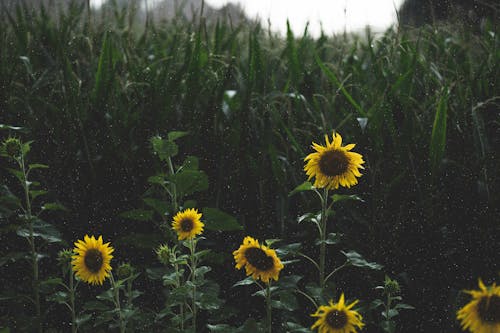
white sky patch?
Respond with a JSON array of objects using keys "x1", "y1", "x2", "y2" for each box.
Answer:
[
  {"x1": 206, "y1": 0, "x2": 404, "y2": 36},
  {"x1": 90, "y1": 0, "x2": 404, "y2": 36}
]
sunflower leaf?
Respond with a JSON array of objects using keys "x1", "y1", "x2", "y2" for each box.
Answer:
[
  {"x1": 168, "y1": 131, "x2": 189, "y2": 142},
  {"x1": 297, "y1": 212, "x2": 320, "y2": 224},
  {"x1": 265, "y1": 238, "x2": 281, "y2": 247},
  {"x1": 41, "y1": 202, "x2": 68, "y2": 212},
  {"x1": 207, "y1": 324, "x2": 236, "y2": 332},
  {"x1": 253, "y1": 286, "x2": 278, "y2": 297},
  {"x1": 382, "y1": 309, "x2": 399, "y2": 319},
  {"x1": 394, "y1": 303, "x2": 415, "y2": 310},
  {"x1": 201, "y1": 207, "x2": 242, "y2": 231},
  {"x1": 285, "y1": 322, "x2": 311, "y2": 333},
  {"x1": 143, "y1": 198, "x2": 169, "y2": 215},
  {"x1": 16, "y1": 219, "x2": 62, "y2": 243},
  {"x1": 0, "y1": 124, "x2": 24, "y2": 131},
  {"x1": 150, "y1": 136, "x2": 178, "y2": 160},
  {"x1": 315, "y1": 233, "x2": 341, "y2": 245},
  {"x1": 232, "y1": 276, "x2": 255, "y2": 288},
  {"x1": 28, "y1": 163, "x2": 49, "y2": 171},
  {"x1": 170, "y1": 170, "x2": 209, "y2": 198},
  {"x1": 289, "y1": 181, "x2": 314, "y2": 196},
  {"x1": 381, "y1": 320, "x2": 396, "y2": 333},
  {"x1": 331, "y1": 194, "x2": 364, "y2": 204},
  {"x1": 342, "y1": 250, "x2": 383, "y2": 270}
]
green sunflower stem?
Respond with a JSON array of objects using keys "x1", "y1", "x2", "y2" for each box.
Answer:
[
  {"x1": 19, "y1": 153, "x2": 42, "y2": 333},
  {"x1": 189, "y1": 238, "x2": 197, "y2": 332},
  {"x1": 266, "y1": 282, "x2": 272, "y2": 333},
  {"x1": 319, "y1": 188, "x2": 329, "y2": 290},
  {"x1": 173, "y1": 255, "x2": 185, "y2": 331},
  {"x1": 69, "y1": 266, "x2": 77, "y2": 333},
  {"x1": 110, "y1": 274, "x2": 126, "y2": 333},
  {"x1": 166, "y1": 156, "x2": 178, "y2": 213}
]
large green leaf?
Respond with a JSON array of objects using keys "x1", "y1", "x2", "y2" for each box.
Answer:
[
  {"x1": 150, "y1": 136, "x2": 178, "y2": 160},
  {"x1": 16, "y1": 219, "x2": 62, "y2": 243},
  {"x1": 92, "y1": 32, "x2": 119, "y2": 103},
  {"x1": 429, "y1": 89, "x2": 449, "y2": 175},
  {"x1": 201, "y1": 207, "x2": 242, "y2": 231},
  {"x1": 342, "y1": 250, "x2": 383, "y2": 270},
  {"x1": 289, "y1": 181, "x2": 314, "y2": 196},
  {"x1": 170, "y1": 170, "x2": 209, "y2": 198}
]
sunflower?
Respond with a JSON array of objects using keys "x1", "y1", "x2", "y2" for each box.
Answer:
[
  {"x1": 311, "y1": 293, "x2": 364, "y2": 333},
  {"x1": 72, "y1": 235, "x2": 114, "y2": 285},
  {"x1": 172, "y1": 208, "x2": 204, "y2": 240},
  {"x1": 233, "y1": 236, "x2": 284, "y2": 283},
  {"x1": 457, "y1": 279, "x2": 500, "y2": 333},
  {"x1": 304, "y1": 132, "x2": 364, "y2": 190}
]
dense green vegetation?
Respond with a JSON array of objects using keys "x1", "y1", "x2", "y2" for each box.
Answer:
[{"x1": 1, "y1": 1, "x2": 498, "y2": 332}]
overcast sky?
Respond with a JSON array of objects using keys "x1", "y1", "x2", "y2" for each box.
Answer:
[
  {"x1": 91, "y1": 0, "x2": 404, "y2": 36},
  {"x1": 206, "y1": 0, "x2": 404, "y2": 36}
]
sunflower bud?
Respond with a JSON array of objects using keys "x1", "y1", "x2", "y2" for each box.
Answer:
[
  {"x1": 2, "y1": 137, "x2": 22, "y2": 158},
  {"x1": 117, "y1": 262, "x2": 134, "y2": 280},
  {"x1": 57, "y1": 249, "x2": 73, "y2": 267},
  {"x1": 384, "y1": 276, "x2": 400, "y2": 295},
  {"x1": 156, "y1": 244, "x2": 171, "y2": 265}
]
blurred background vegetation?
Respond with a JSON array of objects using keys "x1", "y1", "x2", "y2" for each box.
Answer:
[{"x1": 0, "y1": 0, "x2": 499, "y2": 331}]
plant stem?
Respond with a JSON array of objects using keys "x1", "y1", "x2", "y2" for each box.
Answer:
[
  {"x1": 20, "y1": 155, "x2": 41, "y2": 333},
  {"x1": 189, "y1": 238, "x2": 197, "y2": 332},
  {"x1": 166, "y1": 157, "x2": 178, "y2": 212},
  {"x1": 266, "y1": 283, "x2": 272, "y2": 333},
  {"x1": 386, "y1": 292, "x2": 392, "y2": 322},
  {"x1": 174, "y1": 257, "x2": 184, "y2": 331},
  {"x1": 324, "y1": 261, "x2": 351, "y2": 283},
  {"x1": 319, "y1": 188, "x2": 329, "y2": 290},
  {"x1": 69, "y1": 267, "x2": 77, "y2": 333},
  {"x1": 110, "y1": 274, "x2": 125, "y2": 333}
]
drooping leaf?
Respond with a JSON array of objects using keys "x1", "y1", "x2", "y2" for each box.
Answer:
[
  {"x1": 331, "y1": 194, "x2": 364, "y2": 204},
  {"x1": 342, "y1": 250, "x2": 383, "y2": 270},
  {"x1": 289, "y1": 181, "x2": 314, "y2": 196},
  {"x1": 167, "y1": 131, "x2": 189, "y2": 141},
  {"x1": 16, "y1": 219, "x2": 62, "y2": 243},
  {"x1": 28, "y1": 163, "x2": 49, "y2": 170},
  {"x1": 41, "y1": 202, "x2": 68, "y2": 212},
  {"x1": 232, "y1": 276, "x2": 255, "y2": 288}
]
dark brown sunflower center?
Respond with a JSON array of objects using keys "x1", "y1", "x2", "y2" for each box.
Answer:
[
  {"x1": 180, "y1": 218, "x2": 194, "y2": 232},
  {"x1": 326, "y1": 309, "x2": 347, "y2": 329},
  {"x1": 318, "y1": 150, "x2": 349, "y2": 177},
  {"x1": 244, "y1": 247, "x2": 274, "y2": 271},
  {"x1": 478, "y1": 295, "x2": 500, "y2": 323},
  {"x1": 84, "y1": 249, "x2": 103, "y2": 273}
]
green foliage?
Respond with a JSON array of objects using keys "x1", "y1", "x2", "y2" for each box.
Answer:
[{"x1": 0, "y1": 1, "x2": 498, "y2": 331}]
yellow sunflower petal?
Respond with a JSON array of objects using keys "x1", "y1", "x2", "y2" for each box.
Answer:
[
  {"x1": 71, "y1": 235, "x2": 114, "y2": 286},
  {"x1": 304, "y1": 132, "x2": 364, "y2": 190}
]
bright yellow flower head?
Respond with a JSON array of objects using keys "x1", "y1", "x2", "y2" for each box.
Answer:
[
  {"x1": 304, "y1": 132, "x2": 364, "y2": 190},
  {"x1": 172, "y1": 208, "x2": 204, "y2": 240},
  {"x1": 72, "y1": 235, "x2": 114, "y2": 285},
  {"x1": 457, "y1": 279, "x2": 500, "y2": 333},
  {"x1": 233, "y1": 236, "x2": 284, "y2": 283},
  {"x1": 311, "y1": 293, "x2": 364, "y2": 333}
]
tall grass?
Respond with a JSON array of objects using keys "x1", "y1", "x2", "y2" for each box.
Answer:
[{"x1": 1, "y1": 1, "x2": 498, "y2": 331}]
